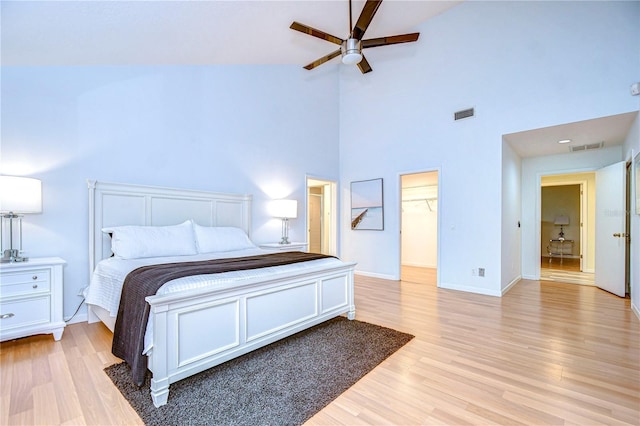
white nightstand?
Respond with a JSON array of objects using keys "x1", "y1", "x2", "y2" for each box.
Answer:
[
  {"x1": 259, "y1": 242, "x2": 308, "y2": 253},
  {"x1": 0, "y1": 257, "x2": 66, "y2": 342}
]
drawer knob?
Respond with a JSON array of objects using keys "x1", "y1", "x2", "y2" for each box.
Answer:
[
  {"x1": 0, "y1": 313, "x2": 15, "y2": 320},
  {"x1": 32, "y1": 284, "x2": 38, "y2": 289},
  {"x1": 32, "y1": 275, "x2": 38, "y2": 280}
]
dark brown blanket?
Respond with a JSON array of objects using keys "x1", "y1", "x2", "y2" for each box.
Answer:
[{"x1": 112, "y1": 251, "x2": 334, "y2": 386}]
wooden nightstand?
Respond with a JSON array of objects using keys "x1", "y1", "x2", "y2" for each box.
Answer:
[
  {"x1": 259, "y1": 242, "x2": 308, "y2": 253},
  {"x1": 0, "y1": 257, "x2": 66, "y2": 342}
]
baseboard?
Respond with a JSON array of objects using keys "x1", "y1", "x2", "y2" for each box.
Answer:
[
  {"x1": 355, "y1": 270, "x2": 399, "y2": 281},
  {"x1": 632, "y1": 301, "x2": 640, "y2": 321},
  {"x1": 438, "y1": 281, "x2": 502, "y2": 297},
  {"x1": 502, "y1": 276, "x2": 521, "y2": 295},
  {"x1": 522, "y1": 274, "x2": 538, "y2": 280},
  {"x1": 65, "y1": 312, "x2": 88, "y2": 325}
]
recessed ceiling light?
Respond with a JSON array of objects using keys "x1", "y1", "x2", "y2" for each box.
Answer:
[{"x1": 558, "y1": 139, "x2": 571, "y2": 144}]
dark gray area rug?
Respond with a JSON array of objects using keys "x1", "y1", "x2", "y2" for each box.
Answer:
[{"x1": 105, "y1": 317, "x2": 413, "y2": 426}]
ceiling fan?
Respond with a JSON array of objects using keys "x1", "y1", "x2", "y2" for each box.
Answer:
[{"x1": 290, "y1": 0, "x2": 420, "y2": 74}]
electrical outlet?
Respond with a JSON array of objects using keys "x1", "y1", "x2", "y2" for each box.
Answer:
[
  {"x1": 478, "y1": 268, "x2": 485, "y2": 277},
  {"x1": 472, "y1": 268, "x2": 476, "y2": 276},
  {"x1": 77, "y1": 286, "x2": 87, "y2": 297}
]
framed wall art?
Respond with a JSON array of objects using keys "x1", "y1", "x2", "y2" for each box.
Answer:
[{"x1": 351, "y1": 178, "x2": 383, "y2": 230}]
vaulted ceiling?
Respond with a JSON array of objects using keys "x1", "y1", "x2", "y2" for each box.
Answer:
[
  {"x1": 1, "y1": 0, "x2": 461, "y2": 66},
  {"x1": 3, "y1": 0, "x2": 635, "y2": 158}
]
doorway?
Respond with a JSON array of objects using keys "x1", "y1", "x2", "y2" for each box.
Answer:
[
  {"x1": 306, "y1": 177, "x2": 337, "y2": 255},
  {"x1": 400, "y1": 171, "x2": 438, "y2": 284},
  {"x1": 540, "y1": 173, "x2": 594, "y2": 286}
]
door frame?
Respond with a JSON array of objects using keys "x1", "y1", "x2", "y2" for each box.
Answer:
[
  {"x1": 306, "y1": 176, "x2": 337, "y2": 256},
  {"x1": 533, "y1": 164, "x2": 629, "y2": 285},
  {"x1": 534, "y1": 168, "x2": 593, "y2": 280},
  {"x1": 398, "y1": 168, "x2": 441, "y2": 287},
  {"x1": 625, "y1": 160, "x2": 632, "y2": 295}
]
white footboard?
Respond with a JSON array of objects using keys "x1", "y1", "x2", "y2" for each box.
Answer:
[{"x1": 145, "y1": 262, "x2": 355, "y2": 407}]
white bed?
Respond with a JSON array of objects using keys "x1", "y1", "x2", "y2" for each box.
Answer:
[{"x1": 86, "y1": 180, "x2": 356, "y2": 407}]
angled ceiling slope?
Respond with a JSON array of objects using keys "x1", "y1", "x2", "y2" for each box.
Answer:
[{"x1": 1, "y1": 1, "x2": 462, "y2": 67}]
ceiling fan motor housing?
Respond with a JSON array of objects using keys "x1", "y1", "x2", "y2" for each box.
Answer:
[{"x1": 341, "y1": 38, "x2": 363, "y2": 64}]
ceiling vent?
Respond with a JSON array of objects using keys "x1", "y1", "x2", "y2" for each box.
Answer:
[
  {"x1": 569, "y1": 141, "x2": 604, "y2": 152},
  {"x1": 454, "y1": 108, "x2": 475, "y2": 121}
]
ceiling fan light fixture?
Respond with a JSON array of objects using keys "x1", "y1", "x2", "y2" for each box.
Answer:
[
  {"x1": 342, "y1": 52, "x2": 363, "y2": 65},
  {"x1": 341, "y1": 38, "x2": 362, "y2": 65}
]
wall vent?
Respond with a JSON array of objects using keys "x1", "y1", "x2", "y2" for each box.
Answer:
[
  {"x1": 570, "y1": 141, "x2": 604, "y2": 152},
  {"x1": 454, "y1": 108, "x2": 475, "y2": 121}
]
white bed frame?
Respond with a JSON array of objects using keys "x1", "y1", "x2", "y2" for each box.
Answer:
[{"x1": 87, "y1": 180, "x2": 356, "y2": 407}]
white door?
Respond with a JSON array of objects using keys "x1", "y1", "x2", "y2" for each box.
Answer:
[
  {"x1": 306, "y1": 178, "x2": 337, "y2": 256},
  {"x1": 595, "y1": 161, "x2": 626, "y2": 297},
  {"x1": 308, "y1": 193, "x2": 322, "y2": 253}
]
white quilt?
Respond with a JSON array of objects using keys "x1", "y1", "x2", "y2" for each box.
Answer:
[{"x1": 84, "y1": 248, "x2": 342, "y2": 353}]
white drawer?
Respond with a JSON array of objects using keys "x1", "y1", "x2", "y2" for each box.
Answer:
[
  {"x1": 0, "y1": 295, "x2": 51, "y2": 330},
  {"x1": 0, "y1": 269, "x2": 50, "y2": 297}
]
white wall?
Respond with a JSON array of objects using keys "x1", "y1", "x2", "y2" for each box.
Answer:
[
  {"x1": 1, "y1": 65, "x2": 340, "y2": 320},
  {"x1": 501, "y1": 140, "x2": 521, "y2": 293},
  {"x1": 339, "y1": 0, "x2": 639, "y2": 296}
]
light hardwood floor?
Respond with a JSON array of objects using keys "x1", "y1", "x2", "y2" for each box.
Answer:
[
  {"x1": 1, "y1": 268, "x2": 638, "y2": 425},
  {"x1": 540, "y1": 257, "x2": 596, "y2": 286}
]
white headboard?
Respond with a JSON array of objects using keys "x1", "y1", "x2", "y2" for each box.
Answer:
[{"x1": 87, "y1": 180, "x2": 252, "y2": 274}]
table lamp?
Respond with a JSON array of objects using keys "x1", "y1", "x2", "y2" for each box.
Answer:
[
  {"x1": 0, "y1": 176, "x2": 42, "y2": 262},
  {"x1": 272, "y1": 199, "x2": 297, "y2": 245},
  {"x1": 554, "y1": 215, "x2": 569, "y2": 240}
]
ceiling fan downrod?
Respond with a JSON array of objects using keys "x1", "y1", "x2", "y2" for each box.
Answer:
[{"x1": 342, "y1": 0, "x2": 362, "y2": 65}]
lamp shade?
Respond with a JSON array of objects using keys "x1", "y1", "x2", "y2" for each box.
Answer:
[
  {"x1": 0, "y1": 176, "x2": 42, "y2": 214},
  {"x1": 271, "y1": 199, "x2": 297, "y2": 219},
  {"x1": 554, "y1": 215, "x2": 569, "y2": 226}
]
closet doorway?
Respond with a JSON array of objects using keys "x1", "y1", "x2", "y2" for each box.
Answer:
[
  {"x1": 306, "y1": 177, "x2": 337, "y2": 255},
  {"x1": 400, "y1": 171, "x2": 439, "y2": 285}
]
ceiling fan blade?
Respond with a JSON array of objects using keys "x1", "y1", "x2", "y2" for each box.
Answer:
[
  {"x1": 362, "y1": 33, "x2": 420, "y2": 48},
  {"x1": 290, "y1": 22, "x2": 343, "y2": 46},
  {"x1": 303, "y1": 49, "x2": 342, "y2": 70},
  {"x1": 352, "y1": 0, "x2": 383, "y2": 40},
  {"x1": 357, "y1": 55, "x2": 373, "y2": 74}
]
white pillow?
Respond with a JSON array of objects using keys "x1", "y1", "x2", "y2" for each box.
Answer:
[
  {"x1": 102, "y1": 220, "x2": 198, "y2": 259},
  {"x1": 193, "y1": 224, "x2": 255, "y2": 253}
]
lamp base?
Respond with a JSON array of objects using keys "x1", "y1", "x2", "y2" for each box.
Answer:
[
  {"x1": 279, "y1": 217, "x2": 291, "y2": 245},
  {"x1": 1, "y1": 249, "x2": 28, "y2": 263}
]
